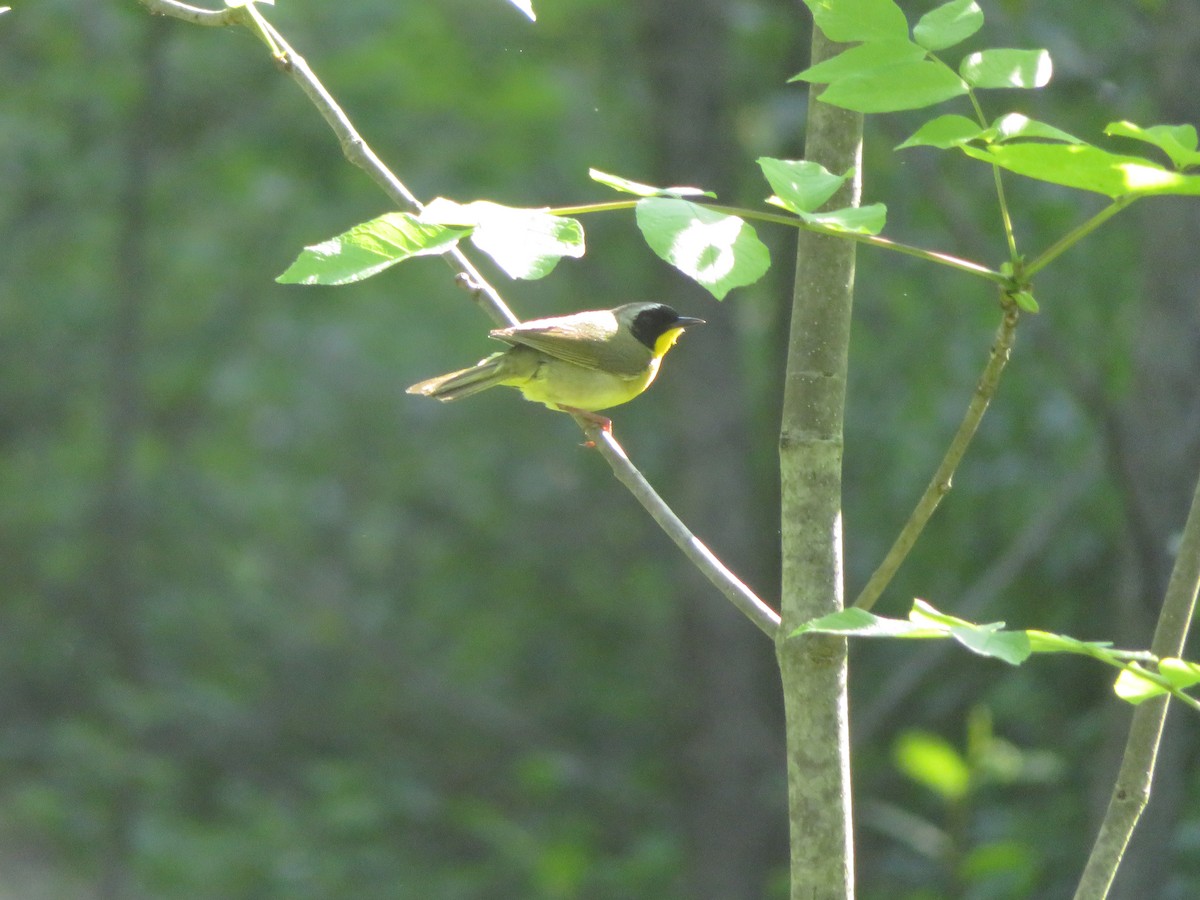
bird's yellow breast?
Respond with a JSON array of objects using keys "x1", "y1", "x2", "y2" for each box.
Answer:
[{"x1": 506, "y1": 354, "x2": 661, "y2": 412}]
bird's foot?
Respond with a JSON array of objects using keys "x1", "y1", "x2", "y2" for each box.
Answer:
[{"x1": 556, "y1": 405, "x2": 612, "y2": 446}]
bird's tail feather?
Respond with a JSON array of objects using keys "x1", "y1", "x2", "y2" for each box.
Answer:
[{"x1": 406, "y1": 354, "x2": 509, "y2": 402}]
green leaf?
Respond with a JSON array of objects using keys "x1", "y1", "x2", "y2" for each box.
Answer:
[
  {"x1": 817, "y1": 60, "x2": 968, "y2": 113},
  {"x1": 422, "y1": 199, "x2": 585, "y2": 280},
  {"x1": 588, "y1": 169, "x2": 715, "y2": 199},
  {"x1": 506, "y1": 0, "x2": 536, "y2": 21},
  {"x1": 276, "y1": 213, "x2": 469, "y2": 285},
  {"x1": 225, "y1": 0, "x2": 274, "y2": 6},
  {"x1": 951, "y1": 626, "x2": 1031, "y2": 665},
  {"x1": 1103, "y1": 121, "x2": 1200, "y2": 170},
  {"x1": 959, "y1": 141, "x2": 1200, "y2": 197},
  {"x1": 909, "y1": 598, "x2": 978, "y2": 630},
  {"x1": 803, "y1": 203, "x2": 887, "y2": 235},
  {"x1": 895, "y1": 730, "x2": 971, "y2": 800},
  {"x1": 791, "y1": 38, "x2": 926, "y2": 84},
  {"x1": 634, "y1": 198, "x2": 769, "y2": 300},
  {"x1": 1025, "y1": 630, "x2": 1118, "y2": 658},
  {"x1": 984, "y1": 113, "x2": 1082, "y2": 145},
  {"x1": 960, "y1": 48, "x2": 1052, "y2": 89},
  {"x1": 790, "y1": 607, "x2": 946, "y2": 639},
  {"x1": 897, "y1": 114, "x2": 984, "y2": 150},
  {"x1": 757, "y1": 158, "x2": 850, "y2": 212},
  {"x1": 1159, "y1": 658, "x2": 1200, "y2": 690},
  {"x1": 1011, "y1": 290, "x2": 1039, "y2": 313},
  {"x1": 913, "y1": 0, "x2": 984, "y2": 51},
  {"x1": 1113, "y1": 664, "x2": 1169, "y2": 704},
  {"x1": 800, "y1": 0, "x2": 909, "y2": 43}
]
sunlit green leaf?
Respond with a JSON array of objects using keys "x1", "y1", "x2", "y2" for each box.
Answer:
[
  {"x1": 960, "y1": 48, "x2": 1052, "y2": 89},
  {"x1": 276, "y1": 213, "x2": 469, "y2": 285},
  {"x1": 757, "y1": 158, "x2": 850, "y2": 212},
  {"x1": 959, "y1": 141, "x2": 1200, "y2": 197},
  {"x1": 1113, "y1": 665, "x2": 1169, "y2": 704},
  {"x1": 589, "y1": 168, "x2": 716, "y2": 199},
  {"x1": 909, "y1": 598, "x2": 980, "y2": 630},
  {"x1": 506, "y1": 0, "x2": 536, "y2": 21},
  {"x1": 984, "y1": 113, "x2": 1082, "y2": 144},
  {"x1": 817, "y1": 60, "x2": 967, "y2": 113},
  {"x1": 913, "y1": 0, "x2": 984, "y2": 51},
  {"x1": 800, "y1": 0, "x2": 909, "y2": 43},
  {"x1": 792, "y1": 39, "x2": 926, "y2": 84},
  {"x1": 803, "y1": 203, "x2": 887, "y2": 235},
  {"x1": 1025, "y1": 630, "x2": 1114, "y2": 656},
  {"x1": 1159, "y1": 658, "x2": 1200, "y2": 690},
  {"x1": 790, "y1": 607, "x2": 945, "y2": 639},
  {"x1": 635, "y1": 198, "x2": 769, "y2": 300},
  {"x1": 422, "y1": 198, "x2": 584, "y2": 280},
  {"x1": 1104, "y1": 121, "x2": 1200, "y2": 170},
  {"x1": 897, "y1": 114, "x2": 984, "y2": 149}
]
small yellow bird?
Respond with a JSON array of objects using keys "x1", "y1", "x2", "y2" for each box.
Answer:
[{"x1": 406, "y1": 302, "x2": 705, "y2": 430}]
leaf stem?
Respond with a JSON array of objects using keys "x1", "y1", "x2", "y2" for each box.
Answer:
[
  {"x1": 547, "y1": 200, "x2": 638, "y2": 216},
  {"x1": 1025, "y1": 196, "x2": 1138, "y2": 278},
  {"x1": 551, "y1": 199, "x2": 1008, "y2": 285},
  {"x1": 854, "y1": 301, "x2": 1020, "y2": 612},
  {"x1": 967, "y1": 88, "x2": 1020, "y2": 263}
]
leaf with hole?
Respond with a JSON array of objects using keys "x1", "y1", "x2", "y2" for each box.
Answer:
[{"x1": 635, "y1": 198, "x2": 769, "y2": 300}]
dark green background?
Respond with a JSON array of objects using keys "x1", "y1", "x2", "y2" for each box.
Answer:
[{"x1": 2, "y1": 1, "x2": 1198, "y2": 897}]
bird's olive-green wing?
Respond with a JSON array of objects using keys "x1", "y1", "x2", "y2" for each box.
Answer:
[{"x1": 490, "y1": 313, "x2": 648, "y2": 377}]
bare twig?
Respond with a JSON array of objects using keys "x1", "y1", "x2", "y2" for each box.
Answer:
[
  {"x1": 854, "y1": 299, "x2": 1020, "y2": 612},
  {"x1": 138, "y1": 0, "x2": 779, "y2": 636},
  {"x1": 1074, "y1": 464, "x2": 1200, "y2": 899},
  {"x1": 586, "y1": 425, "x2": 779, "y2": 637}
]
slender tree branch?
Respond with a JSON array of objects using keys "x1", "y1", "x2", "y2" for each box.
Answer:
[
  {"x1": 854, "y1": 300, "x2": 1020, "y2": 612},
  {"x1": 139, "y1": 0, "x2": 778, "y2": 635},
  {"x1": 585, "y1": 425, "x2": 779, "y2": 637},
  {"x1": 1075, "y1": 464, "x2": 1200, "y2": 899}
]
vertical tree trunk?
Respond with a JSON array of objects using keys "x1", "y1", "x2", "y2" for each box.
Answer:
[{"x1": 775, "y1": 22, "x2": 861, "y2": 900}]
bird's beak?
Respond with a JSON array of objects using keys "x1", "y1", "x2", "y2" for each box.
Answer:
[{"x1": 676, "y1": 317, "x2": 706, "y2": 327}]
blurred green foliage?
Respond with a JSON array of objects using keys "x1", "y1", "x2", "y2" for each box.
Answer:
[{"x1": 2, "y1": 1, "x2": 1198, "y2": 897}]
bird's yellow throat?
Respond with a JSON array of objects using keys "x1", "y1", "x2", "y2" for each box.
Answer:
[{"x1": 654, "y1": 326, "x2": 687, "y2": 360}]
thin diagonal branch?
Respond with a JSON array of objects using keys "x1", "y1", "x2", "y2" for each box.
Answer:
[
  {"x1": 1074, "y1": 463, "x2": 1200, "y2": 899},
  {"x1": 587, "y1": 424, "x2": 779, "y2": 636},
  {"x1": 139, "y1": 0, "x2": 779, "y2": 637},
  {"x1": 854, "y1": 299, "x2": 1020, "y2": 612}
]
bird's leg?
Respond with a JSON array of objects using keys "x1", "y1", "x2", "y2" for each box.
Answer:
[
  {"x1": 556, "y1": 405, "x2": 612, "y2": 431},
  {"x1": 556, "y1": 405, "x2": 613, "y2": 446}
]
